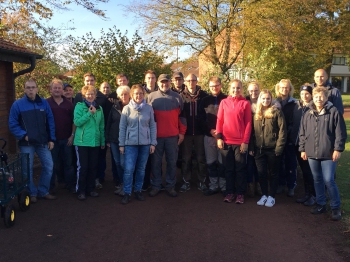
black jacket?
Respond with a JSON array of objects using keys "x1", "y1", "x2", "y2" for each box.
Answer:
[
  {"x1": 180, "y1": 86, "x2": 208, "y2": 136},
  {"x1": 299, "y1": 101, "x2": 347, "y2": 159},
  {"x1": 276, "y1": 96, "x2": 297, "y2": 142},
  {"x1": 249, "y1": 106, "x2": 287, "y2": 155},
  {"x1": 105, "y1": 102, "x2": 123, "y2": 143},
  {"x1": 290, "y1": 100, "x2": 311, "y2": 146},
  {"x1": 198, "y1": 92, "x2": 227, "y2": 137}
]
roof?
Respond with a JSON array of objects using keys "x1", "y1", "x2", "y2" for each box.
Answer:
[{"x1": 0, "y1": 37, "x2": 43, "y2": 64}]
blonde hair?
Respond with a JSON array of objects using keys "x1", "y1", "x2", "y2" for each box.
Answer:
[
  {"x1": 275, "y1": 79, "x2": 294, "y2": 98},
  {"x1": 81, "y1": 85, "x2": 96, "y2": 98},
  {"x1": 312, "y1": 86, "x2": 327, "y2": 97},
  {"x1": 116, "y1": 85, "x2": 131, "y2": 98},
  {"x1": 50, "y1": 79, "x2": 63, "y2": 89},
  {"x1": 255, "y1": 89, "x2": 274, "y2": 120}
]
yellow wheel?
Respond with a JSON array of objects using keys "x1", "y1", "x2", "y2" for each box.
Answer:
[
  {"x1": 4, "y1": 204, "x2": 15, "y2": 228},
  {"x1": 18, "y1": 190, "x2": 31, "y2": 211}
]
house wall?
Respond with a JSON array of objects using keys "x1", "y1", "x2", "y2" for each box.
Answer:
[{"x1": 0, "y1": 61, "x2": 17, "y2": 153}]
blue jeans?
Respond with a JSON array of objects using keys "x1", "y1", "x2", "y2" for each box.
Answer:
[
  {"x1": 50, "y1": 139, "x2": 75, "y2": 190},
  {"x1": 20, "y1": 144, "x2": 53, "y2": 197},
  {"x1": 308, "y1": 158, "x2": 341, "y2": 209},
  {"x1": 123, "y1": 145, "x2": 150, "y2": 194},
  {"x1": 110, "y1": 142, "x2": 125, "y2": 184}
]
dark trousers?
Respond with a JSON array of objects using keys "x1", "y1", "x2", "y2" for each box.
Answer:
[
  {"x1": 75, "y1": 146, "x2": 99, "y2": 194},
  {"x1": 181, "y1": 135, "x2": 207, "y2": 183},
  {"x1": 247, "y1": 154, "x2": 259, "y2": 183},
  {"x1": 294, "y1": 146, "x2": 315, "y2": 196},
  {"x1": 98, "y1": 146, "x2": 118, "y2": 181},
  {"x1": 255, "y1": 148, "x2": 281, "y2": 198},
  {"x1": 279, "y1": 143, "x2": 297, "y2": 189},
  {"x1": 220, "y1": 144, "x2": 247, "y2": 195}
]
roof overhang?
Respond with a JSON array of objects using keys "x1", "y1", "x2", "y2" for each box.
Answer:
[{"x1": 0, "y1": 48, "x2": 43, "y2": 64}]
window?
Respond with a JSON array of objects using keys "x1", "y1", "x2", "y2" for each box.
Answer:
[{"x1": 332, "y1": 57, "x2": 346, "y2": 65}]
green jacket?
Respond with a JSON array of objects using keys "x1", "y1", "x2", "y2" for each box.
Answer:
[
  {"x1": 73, "y1": 102, "x2": 105, "y2": 147},
  {"x1": 249, "y1": 106, "x2": 287, "y2": 155}
]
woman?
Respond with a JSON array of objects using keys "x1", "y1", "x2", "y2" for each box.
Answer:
[
  {"x1": 216, "y1": 79, "x2": 251, "y2": 204},
  {"x1": 275, "y1": 79, "x2": 298, "y2": 196},
  {"x1": 74, "y1": 85, "x2": 105, "y2": 200},
  {"x1": 290, "y1": 84, "x2": 315, "y2": 206},
  {"x1": 299, "y1": 87, "x2": 346, "y2": 221},
  {"x1": 119, "y1": 84, "x2": 157, "y2": 205},
  {"x1": 106, "y1": 85, "x2": 131, "y2": 195},
  {"x1": 249, "y1": 90, "x2": 286, "y2": 207}
]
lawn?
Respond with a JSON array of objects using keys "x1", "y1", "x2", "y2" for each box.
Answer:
[
  {"x1": 342, "y1": 94, "x2": 350, "y2": 107},
  {"x1": 338, "y1": 118, "x2": 350, "y2": 231}
]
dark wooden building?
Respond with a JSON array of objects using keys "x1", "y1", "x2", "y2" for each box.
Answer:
[{"x1": 0, "y1": 38, "x2": 42, "y2": 153}]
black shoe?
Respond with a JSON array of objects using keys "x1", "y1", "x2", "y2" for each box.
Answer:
[
  {"x1": 149, "y1": 188, "x2": 160, "y2": 197},
  {"x1": 121, "y1": 194, "x2": 131, "y2": 205},
  {"x1": 311, "y1": 204, "x2": 327, "y2": 214},
  {"x1": 203, "y1": 188, "x2": 219, "y2": 196},
  {"x1": 296, "y1": 194, "x2": 310, "y2": 203},
  {"x1": 166, "y1": 188, "x2": 177, "y2": 197},
  {"x1": 303, "y1": 196, "x2": 315, "y2": 206},
  {"x1": 77, "y1": 194, "x2": 86, "y2": 201},
  {"x1": 331, "y1": 209, "x2": 341, "y2": 221},
  {"x1": 134, "y1": 191, "x2": 145, "y2": 201}
]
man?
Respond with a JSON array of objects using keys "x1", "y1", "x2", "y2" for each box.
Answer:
[
  {"x1": 108, "y1": 73, "x2": 129, "y2": 105},
  {"x1": 63, "y1": 83, "x2": 75, "y2": 103},
  {"x1": 171, "y1": 72, "x2": 185, "y2": 94},
  {"x1": 179, "y1": 73, "x2": 208, "y2": 193},
  {"x1": 47, "y1": 79, "x2": 75, "y2": 193},
  {"x1": 8, "y1": 79, "x2": 57, "y2": 202},
  {"x1": 147, "y1": 74, "x2": 187, "y2": 197},
  {"x1": 198, "y1": 76, "x2": 227, "y2": 196},
  {"x1": 275, "y1": 79, "x2": 297, "y2": 197},
  {"x1": 99, "y1": 81, "x2": 111, "y2": 96},
  {"x1": 74, "y1": 72, "x2": 112, "y2": 189},
  {"x1": 313, "y1": 69, "x2": 344, "y2": 115},
  {"x1": 142, "y1": 70, "x2": 158, "y2": 94},
  {"x1": 245, "y1": 81, "x2": 262, "y2": 197}
]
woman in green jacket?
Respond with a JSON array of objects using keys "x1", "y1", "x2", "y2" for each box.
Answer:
[
  {"x1": 249, "y1": 90, "x2": 287, "y2": 207},
  {"x1": 74, "y1": 85, "x2": 105, "y2": 200}
]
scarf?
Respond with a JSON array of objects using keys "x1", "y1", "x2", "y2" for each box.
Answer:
[
  {"x1": 83, "y1": 99, "x2": 96, "y2": 108},
  {"x1": 129, "y1": 99, "x2": 146, "y2": 111}
]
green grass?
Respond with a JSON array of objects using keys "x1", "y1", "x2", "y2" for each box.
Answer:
[
  {"x1": 342, "y1": 94, "x2": 350, "y2": 107},
  {"x1": 337, "y1": 118, "x2": 350, "y2": 231}
]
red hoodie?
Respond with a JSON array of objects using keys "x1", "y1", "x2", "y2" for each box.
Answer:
[{"x1": 216, "y1": 95, "x2": 252, "y2": 144}]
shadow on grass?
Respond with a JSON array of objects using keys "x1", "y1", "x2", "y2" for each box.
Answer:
[{"x1": 337, "y1": 119, "x2": 350, "y2": 233}]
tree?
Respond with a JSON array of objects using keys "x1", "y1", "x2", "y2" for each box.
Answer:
[
  {"x1": 128, "y1": 0, "x2": 247, "y2": 78},
  {"x1": 64, "y1": 27, "x2": 172, "y2": 89}
]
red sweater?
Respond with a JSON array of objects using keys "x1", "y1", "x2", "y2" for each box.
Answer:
[{"x1": 216, "y1": 95, "x2": 252, "y2": 144}]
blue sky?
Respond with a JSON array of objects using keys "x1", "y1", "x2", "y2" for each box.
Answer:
[{"x1": 47, "y1": 1, "x2": 137, "y2": 39}]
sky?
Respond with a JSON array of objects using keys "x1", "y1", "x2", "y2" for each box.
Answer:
[
  {"x1": 47, "y1": 0, "x2": 187, "y2": 63},
  {"x1": 47, "y1": 1, "x2": 137, "y2": 39}
]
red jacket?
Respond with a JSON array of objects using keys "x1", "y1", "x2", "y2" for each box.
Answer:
[{"x1": 216, "y1": 95, "x2": 252, "y2": 145}]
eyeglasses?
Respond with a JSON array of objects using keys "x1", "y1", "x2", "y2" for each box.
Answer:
[
  {"x1": 25, "y1": 86, "x2": 37, "y2": 90},
  {"x1": 209, "y1": 85, "x2": 221, "y2": 88}
]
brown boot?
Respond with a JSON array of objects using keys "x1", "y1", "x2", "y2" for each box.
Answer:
[
  {"x1": 247, "y1": 183, "x2": 255, "y2": 198},
  {"x1": 255, "y1": 182, "x2": 262, "y2": 196}
]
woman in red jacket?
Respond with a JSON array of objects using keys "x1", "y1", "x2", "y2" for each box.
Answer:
[{"x1": 216, "y1": 79, "x2": 252, "y2": 204}]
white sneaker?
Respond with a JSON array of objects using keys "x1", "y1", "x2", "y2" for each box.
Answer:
[
  {"x1": 257, "y1": 195, "x2": 268, "y2": 206},
  {"x1": 265, "y1": 196, "x2": 275, "y2": 207}
]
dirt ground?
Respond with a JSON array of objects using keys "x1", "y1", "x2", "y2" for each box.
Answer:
[{"x1": 1, "y1": 156, "x2": 350, "y2": 262}]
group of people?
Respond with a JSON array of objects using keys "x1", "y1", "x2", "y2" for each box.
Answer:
[{"x1": 8, "y1": 68, "x2": 346, "y2": 221}]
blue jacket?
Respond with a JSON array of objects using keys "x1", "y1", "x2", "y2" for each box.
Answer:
[{"x1": 8, "y1": 94, "x2": 56, "y2": 146}]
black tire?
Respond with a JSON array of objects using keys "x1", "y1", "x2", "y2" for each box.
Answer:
[
  {"x1": 18, "y1": 190, "x2": 30, "y2": 211},
  {"x1": 4, "y1": 204, "x2": 15, "y2": 228}
]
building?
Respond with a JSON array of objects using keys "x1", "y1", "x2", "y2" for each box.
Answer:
[{"x1": 0, "y1": 38, "x2": 42, "y2": 153}]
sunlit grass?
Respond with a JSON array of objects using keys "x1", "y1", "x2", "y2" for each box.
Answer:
[{"x1": 342, "y1": 94, "x2": 350, "y2": 107}]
